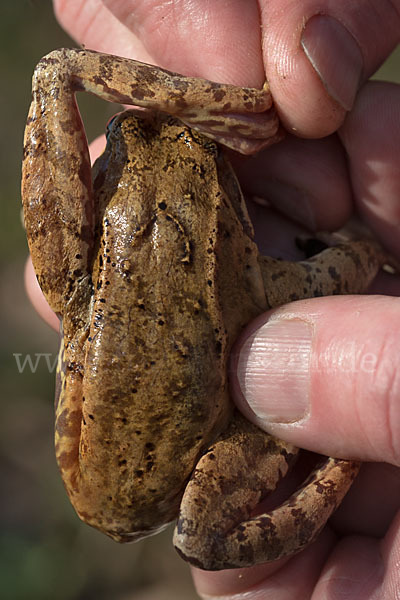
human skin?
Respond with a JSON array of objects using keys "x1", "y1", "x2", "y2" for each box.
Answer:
[{"x1": 24, "y1": 1, "x2": 400, "y2": 598}]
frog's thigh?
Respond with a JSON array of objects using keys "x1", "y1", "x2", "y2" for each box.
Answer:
[
  {"x1": 259, "y1": 240, "x2": 386, "y2": 307},
  {"x1": 173, "y1": 412, "x2": 298, "y2": 570},
  {"x1": 173, "y1": 412, "x2": 359, "y2": 570}
]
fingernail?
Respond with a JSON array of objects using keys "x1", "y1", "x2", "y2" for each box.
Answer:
[
  {"x1": 301, "y1": 15, "x2": 363, "y2": 111},
  {"x1": 262, "y1": 180, "x2": 316, "y2": 230},
  {"x1": 237, "y1": 318, "x2": 312, "y2": 423}
]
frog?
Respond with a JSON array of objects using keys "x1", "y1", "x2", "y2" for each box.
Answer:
[{"x1": 21, "y1": 48, "x2": 386, "y2": 571}]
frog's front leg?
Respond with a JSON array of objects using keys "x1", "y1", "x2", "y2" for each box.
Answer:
[{"x1": 174, "y1": 412, "x2": 359, "y2": 570}]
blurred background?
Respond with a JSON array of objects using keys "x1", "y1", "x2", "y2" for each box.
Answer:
[{"x1": 1, "y1": 2, "x2": 399, "y2": 599}]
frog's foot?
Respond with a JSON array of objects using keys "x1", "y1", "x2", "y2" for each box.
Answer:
[
  {"x1": 173, "y1": 412, "x2": 359, "y2": 570},
  {"x1": 31, "y1": 48, "x2": 281, "y2": 155},
  {"x1": 179, "y1": 107, "x2": 283, "y2": 154}
]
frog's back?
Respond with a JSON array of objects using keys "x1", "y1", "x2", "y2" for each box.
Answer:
[{"x1": 57, "y1": 111, "x2": 266, "y2": 541}]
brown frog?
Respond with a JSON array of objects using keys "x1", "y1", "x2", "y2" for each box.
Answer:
[{"x1": 21, "y1": 48, "x2": 385, "y2": 570}]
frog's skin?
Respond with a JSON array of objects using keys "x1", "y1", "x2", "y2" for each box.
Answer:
[{"x1": 22, "y1": 49, "x2": 385, "y2": 571}]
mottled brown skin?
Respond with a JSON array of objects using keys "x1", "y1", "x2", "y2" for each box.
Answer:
[{"x1": 22, "y1": 49, "x2": 386, "y2": 569}]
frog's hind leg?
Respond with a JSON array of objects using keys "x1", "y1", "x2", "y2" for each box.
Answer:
[
  {"x1": 259, "y1": 239, "x2": 387, "y2": 307},
  {"x1": 173, "y1": 412, "x2": 359, "y2": 570},
  {"x1": 174, "y1": 239, "x2": 384, "y2": 570}
]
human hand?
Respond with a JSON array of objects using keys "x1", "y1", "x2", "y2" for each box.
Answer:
[{"x1": 26, "y1": 1, "x2": 400, "y2": 597}]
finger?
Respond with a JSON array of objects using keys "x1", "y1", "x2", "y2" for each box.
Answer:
[
  {"x1": 312, "y1": 513, "x2": 400, "y2": 598},
  {"x1": 53, "y1": 0, "x2": 155, "y2": 62},
  {"x1": 261, "y1": 0, "x2": 400, "y2": 136},
  {"x1": 232, "y1": 295, "x2": 400, "y2": 464},
  {"x1": 312, "y1": 537, "x2": 385, "y2": 599},
  {"x1": 380, "y1": 511, "x2": 400, "y2": 594},
  {"x1": 192, "y1": 529, "x2": 335, "y2": 599},
  {"x1": 233, "y1": 133, "x2": 352, "y2": 231},
  {"x1": 248, "y1": 203, "x2": 311, "y2": 260},
  {"x1": 340, "y1": 81, "x2": 400, "y2": 257},
  {"x1": 338, "y1": 462, "x2": 400, "y2": 538},
  {"x1": 234, "y1": 81, "x2": 400, "y2": 251},
  {"x1": 83, "y1": 0, "x2": 266, "y2": 86}
]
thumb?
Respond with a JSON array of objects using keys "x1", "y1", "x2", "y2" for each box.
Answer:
[{"x1": 232, "y1": 295, "x2": 400, "y2": 465}]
